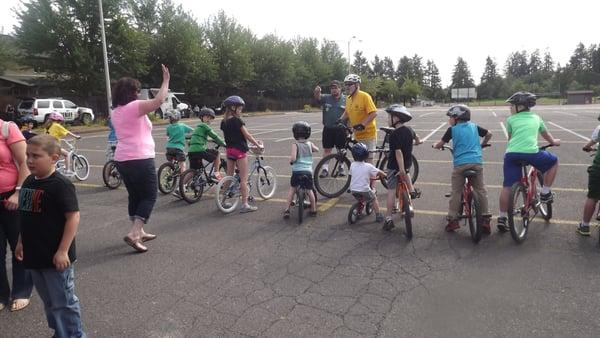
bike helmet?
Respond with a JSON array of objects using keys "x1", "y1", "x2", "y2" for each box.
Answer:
[
  {"x1": 165, "y1": 110, "x2": 181, "y2": 121},
  {"x1": 223, "y1": 95, "x2": 245, "y2": 107},
  {"x1": 48, "y1": 112, "x2": 64, "y2": 122},
  {"x1": 344, "y1": 74, "x2": 361, "y2": 84},
  {"x1": 20, "y1": 114, "x2": 35, "y2": 123},
  {"x1": 351, "y1": 143, "x2": 369, "y2": 162},
  {"x1": 292, "y1": 121, "x2": 311, "y2": 140},
  {"x1": 506, "y1": 91, "x2": 537, "y2": 110},
  {"x1": 446, "y1": 104, "x2": 471, "y2": 121},
  {"x1": 199, "y1": 107, "x2": 216, "y2": 118},
  {"x1": 385, "y1": 104, "x2": 413, "y2": 123}
]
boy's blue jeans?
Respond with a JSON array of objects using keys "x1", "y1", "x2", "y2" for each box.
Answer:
[{"x1": 30, "y1": 267, "x2": 86, "y2": 338}]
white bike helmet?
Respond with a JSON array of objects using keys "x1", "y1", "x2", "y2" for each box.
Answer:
[{"x1": 344, "y1": 74, "x2": 361, "y2": 84}]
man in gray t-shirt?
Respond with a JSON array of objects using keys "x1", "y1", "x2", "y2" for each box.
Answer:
[{"x1": 313, "y1": 80, "x2": 347, "y2": 178}]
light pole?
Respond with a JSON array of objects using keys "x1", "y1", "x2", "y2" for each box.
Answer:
[
  {"x1": 98, "y1": 0, "x2": 112, "y2": 116},
  {"x1": 347, "y1": 36, "x2": 357, "y2": 74}
]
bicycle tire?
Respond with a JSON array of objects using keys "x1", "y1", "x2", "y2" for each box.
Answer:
[
  {"x1": 401, "y1": 190, "x2": 413, "y2": 240},
  {"x1": 157, "y1": 162, "x2": 177, "y2": 194},
  {"x1": 365, "y1": 201, "x2": 373, "y2": 215},
  {"x1": 378, "y1": 157, "x2": 389, "y2": 189},
  {"x1": 297, "y1": 189, "x2": 305, "y2": 224},
  {"x1": 314, "y1": 153, "x2": 351, "y2": 198},
  {"x1": 467, "y1": 191, "x2": 483, "y2": 244},
  {"x1": 256, "y1": 165, "x2": 277, "y2": 200},
  {"x1": 348, "y1": 202, "x2": 360, "y2": 224},
  {"x1": 410, "y1": 154, "x2": 419, "y2": 184},
  {"x1": 102, "y1": 160, "x2": 121, "y2": 189},
  {"x1": 179, "y1": 169, "x2": 204, "y2": 204},
  {"x1": 72, "y1": 154, "x2": 90, "y2": 181},
  {"x1": 215, "y1": 176, "x2": 240, "y2": 213},
  {"x1": 508, "y1": 182, "x2": 529, "y2": 243},
  {"x1": 535, "y1": 172, "x2": 553, "y2": 220}
]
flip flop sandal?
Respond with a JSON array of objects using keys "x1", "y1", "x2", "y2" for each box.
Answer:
[
  {"x1": 141, "y1": 233, "x2": 157, "y2": 242},
  {"x1": 123, "y1": 236, "x2": 148, "y2": 253},
  {"x1": 10, "y1": 298, "x2": 30, "y2": 312}
]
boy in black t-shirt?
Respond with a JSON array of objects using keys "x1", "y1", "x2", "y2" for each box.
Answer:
[{"x1": 15, "y1": 134, "x2": 85, "y2": 338}]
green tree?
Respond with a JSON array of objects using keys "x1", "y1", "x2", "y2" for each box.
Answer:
[
  {"x1": 382, "y1": 57, "x2": 395, "y2": 80},
  {"x1": 423, "y1": 60, "x2": 442, "y2": 100},
  {"x1": 0, "y1": 36, "x2": 17, "y2": 75},
  {"x1": 319, "y1": 39, "x2": 346, "y2": 82},
  {"x1": 372, "y1": 55, "x2": 384, "y2": 78},
  {"x1": 250, "y1": 34, "x2": 295, "y2": 97},
  {"x1": 529, "y1": 49, "x2": 542, "y2": 74},
  {"x1": 398, "y1": 78, "x2": 421, "y2": 105},
  {"x1": 351, "y1": 50, "x2": 372, "y2": 77},
  {"x1": 569, "y1": 42, "x2": 589, "y2": 72},
  {"x1": 451, "y1": 57, "x2": 475, "y2": 88},
  {"x1": 410, "y1": 54, "x2": 424, "y2": 87},
  {"x1": 395, "y1": 56, "x2": 411, "y2": 87},
  {"x1": 505, "y1": 50, "x2": 529, "y2": 78},
  {"x1": 126, "y1": 0, "x2": 159, "y2": 34},
  {"x1": 542, "y1": 50, "x2": 554, "y2": 72}
]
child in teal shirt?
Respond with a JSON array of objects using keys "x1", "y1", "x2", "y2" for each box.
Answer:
[{"x1": 165, "y1": 111, "x2": 193, "y2": 173}]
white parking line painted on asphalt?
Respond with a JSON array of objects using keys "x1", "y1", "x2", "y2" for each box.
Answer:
[
  {"x1": 492, "y1": 111, "x2": 497, "y2": 117},
  {"x1": 252, "y1": 128, "x2": 289, "y2": 136},
  {"x1": 547, "y1": 121, "x2": 590, "y2": 141},
  {"x1": 419, "y1": 112, "x2": 437, "y2": 118},
  {"x1": 275, "y1": 129, "x2": 323, "y2": 142},
  {"x1": 421, "y1": 122, "x2": 446, "y2": 141},
  {"x1": 500, "y1": 122, "x2": 508, "y2": 139}
]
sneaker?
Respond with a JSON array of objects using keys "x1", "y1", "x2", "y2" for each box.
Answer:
[
  {"x1": 221, "y1": 202, "x2": 233, "y2": 209},
  {"x1": 497, "y1": 216, "x2": 509, "y2": 233},
  {"x1": 445, "y1": 220, "x2": 460, "y2": 232},
  {"x1": 283, "y1": 209, "x2": 290, "y2": 219},
  {"x1": 540, "y1": 192, "x2": 554, "y2": 203},
  {"x1": 481, "y1": 217, "x2": 491, "y2": 235},
  {"x1": 576, "y1": 223, "x2": 591, "y2": 236},
  {"x1": 309, "y1": 210, "x2": 317, "y2": 217},
  {"x1": 319, "y1": 168, "x2": 329, "y2": 178},
  {"x1": 240, "y1": 204, "x2": 258, "y2": 213},
  {"x1": 375, "y1": 213, "x2": 384, "y2": 223},
  {"x1": 211, "y1": 172, "x2": 223, "y2": 182},
  {"x1": 382, "y1": 219, "x2": 395, "y2": 231},
  {"x1": 410, "y1": 188, "x2": 422, "y2": 199}
]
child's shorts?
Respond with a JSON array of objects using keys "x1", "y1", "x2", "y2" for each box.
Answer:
[
  {"x1": 291, "y1": 172, "x2": 314, "y2": 189},
  {"x1": 385, "y1": 169, "x2": 410, "y2": 190},
  {"x1": 588, "y1": 165, "x2": 600, "y2": 199},
  {"x1": 188, "y1": 150, "x2": 219, "y2": 169},
  {"x1": 226, "y1": 147, "x2": 247, "y2": 160},
  {"x1": 503, "y1": 151, "x2": 558, "y2": 187},
  {"x1": 166, "y1": 148, "x2": 186, "y2": 162},
  {"x1": 351, "y1": 190, "x2": 376, "y2": 202}
]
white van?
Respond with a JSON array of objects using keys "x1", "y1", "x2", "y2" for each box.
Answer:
[{"x1": 138, "y1": 89, "x2": 190, "y2": 119}]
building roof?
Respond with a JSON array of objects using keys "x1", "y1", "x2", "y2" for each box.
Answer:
[{"x1": 0, "y1": 75, "x2": 34, "y2": 87}]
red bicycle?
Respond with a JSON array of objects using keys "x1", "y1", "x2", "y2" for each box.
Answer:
[{"x1": 508, "y1": 145, "x2": 554, "y2": 243}]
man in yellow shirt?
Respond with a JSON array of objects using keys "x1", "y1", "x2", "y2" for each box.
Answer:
[{"x1": 339, "y1": 74, "x2": 378, "y2": 163}]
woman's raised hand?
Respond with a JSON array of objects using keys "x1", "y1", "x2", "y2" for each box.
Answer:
[{"x1": 161, "y1": 64, "x2": 170, "y2": 83}]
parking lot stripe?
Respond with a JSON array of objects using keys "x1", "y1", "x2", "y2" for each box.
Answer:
[
  {"x1": 500, "y1": 122, "x2": 508, "y2": 139},
  {"x1": 421, "y1": 122, "x2": 446, "y2": 141},
  {"x1": 548, "y1": 121, "x2": 590, "y2": 141},
  {"x1": 317, "y1": 197, "x2": 340, "y2": 212}
]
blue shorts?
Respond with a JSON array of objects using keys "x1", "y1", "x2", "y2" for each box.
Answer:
[{"x1": 503, "y1": 151, "x2": 558, "y2": 187}]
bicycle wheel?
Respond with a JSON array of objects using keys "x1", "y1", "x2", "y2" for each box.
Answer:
[
  {"x1": 365, "y1": 201, "x2": 373, "y2": 215},
  {"x1": 467, "y1": 191, "x2": 483, "y2": 244},
  {"x1": 72, "y1": 154, "x2": 90, "y2": 181},
  {"x1": 378, "y1": 157, "x2": 389, "y2": 189},
  {"x1": 314, "y1": 153, "x2": 351, "y2": 198},
  {"x1": 348, "y1": 202, "x2": 360, "y2": 224},
  {"x1": 297, "y1": 189, "x2": 305, "y2": 224},
  {"x1": 508, "y1": 182, "x2": 529, "y2": 243},
  {"x1": 157, "y1": 162, "x2": 177, "y2": 194},
  {"x1": 401, "y1": 191, "x2": 413, "y2": 239},
  {"x1": 215, "y1": 176, "x2": 240, "y2": 213},
  {"x1": 179, "y1": 169, "x2": 204, "y2": 204},
  {"x1": 410, "y1": 154, "x2": 419, "y2": 184},
  {"x1": 102, "y1": 160, "x2": 121, "y2": 189},
  {"x1": 535, "y1": 172, "x2": 553, "y2": 220},
  {"x1": 256, "y1": 165, "x2": 277, "y2": 200}
]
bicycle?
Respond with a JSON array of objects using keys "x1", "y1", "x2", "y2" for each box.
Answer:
[
  {"x1": 157, "y1": 158, "x2": 182, "y2": 195},
  {"x1": 583, "y1": 147, "x2": 599, "y2": 246},
  {"x1": 437, "y1": 144, "x2": 490, "y2": 243},
  {"x1": 347, "y1": 191, "x2": 374, "y2": 224},
  {"x1": 290, "y1": 174, "x2": 315, "y2": 224},
  {"x1": 55, "y1": 138, "x2": 90, "y2": 181},
  {"x1": 507, "y1": 144, "x2": 554, "y2": 243},
  {"x1": 102, "y1": 143, "x2": 121, "y2": 189},
  {"x1": 178, "y1": 147, "x2": 227, "y2": 204},
  {"x1": 314, "y1": 124, "x2": 419, "y2": 198},
  {"x1": 215, "y1": 144, "x2": 277, "y2": 213},
  {"x1": 393, "y1": 173, "x2": 415, "y2": 239}
]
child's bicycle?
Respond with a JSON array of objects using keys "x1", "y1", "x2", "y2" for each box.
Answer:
[
  {"x1": 507, "y1": 144, "x2": 555, "y2": 243},
  {"x1": 347, "y1": 191, "x2": 374, "y2": 224},
  {"x1": 437, "y1": 144, "x2": 490, "y2": 243},
  {"x1": 215, "y1": 143, "x2": 277, "y2": 213},
  {"x1": 178, "y1": 147, "x2": 227, "y2": 204},
  {"x1": 102, "y1": 143, "x2": 121, "y2": 189},
  {"x1": 157, "y1": 158, "x2": 182, "y2": 195},
  {"x1": 583, "y1": 147, "x2": 600, "y2": 246},
  {"x1": 56, "y1": 138, "x2": 90, "y2": 181},
  {"x1": 394, "y1": 173, "x2": 415, "y2": 239},
  {"x1": 290, "y1": 174, "x2": 315, "y2": 224}
]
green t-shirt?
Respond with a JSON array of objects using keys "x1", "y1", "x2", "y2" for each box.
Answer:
[
  {"x1": 166, "y1": 123, "x2": 194, "y2": 150},
  {"x1": 506, "y1": 112, "x2": 546, "y2": 153},
  {"x1": 188, "y1": 122, "x2": 225, "y2": 153}
]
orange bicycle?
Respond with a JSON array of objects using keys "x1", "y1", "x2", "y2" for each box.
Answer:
[{"x1": 395, "y1": 173, "x2": 414, "y2": 239}]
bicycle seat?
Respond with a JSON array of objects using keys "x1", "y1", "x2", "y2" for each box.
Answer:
[
  {"x1": 462, "y1": 170, "x2": 478, "y2": 178},
  {"x1": 515, "y1": 160, "x2": 529, "y2": 167},
  {"x1": 379, "y1": 127, "x2": 394, "y2": 134}
]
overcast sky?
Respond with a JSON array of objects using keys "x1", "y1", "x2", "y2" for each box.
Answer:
[{"x1": 2, "y1": 0, "x2": 599, "y2": 87}]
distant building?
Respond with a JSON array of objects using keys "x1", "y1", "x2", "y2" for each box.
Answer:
[{"x1": 566, "y1": 90, "x2": 594, "y2": 105}]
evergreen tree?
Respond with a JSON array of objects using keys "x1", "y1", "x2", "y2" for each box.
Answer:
[
  {"x1": 382, "y1": 56, "x2": 395, "y2": 80},
  {"x1": 451, "y1": 57, "x2": 475, "y2": 88}
]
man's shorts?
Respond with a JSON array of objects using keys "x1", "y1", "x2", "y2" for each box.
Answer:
[
  {"x1": 351, "y1": 190, "x2": 376, "y2": 202},
  {"x1": 226, "y1": 147, "x2": 247, "y2": 161},
  {"x1": 503, "y1": 151, "x2": 558, "y2": 187},
  {"x1": 188, "y1": 150, "x2": 218, "y2": 169},
  {"x1": 290, "y1": 171, "x2": 314, "y2": 189},
  {"x1": 357, "y1": 138, "x2": 377, "y2": 159},
  {"x1": 587, "y1": 165, "x2": 600, "y2": 200},
  {"x1": 322, "y1": 125, "x2": 347, "y2": 149},
  {"x1": 166, "y1": 148, "x2": 186, "y2": 162}
]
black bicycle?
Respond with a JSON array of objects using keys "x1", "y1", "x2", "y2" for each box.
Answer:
[{"x1": 178, "y1": 148, "x2": 227, "y2": 204}]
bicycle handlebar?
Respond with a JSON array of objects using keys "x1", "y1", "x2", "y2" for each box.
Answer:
[{"x1": 539, "y1": 144, "x2": 554, "y2": 151}]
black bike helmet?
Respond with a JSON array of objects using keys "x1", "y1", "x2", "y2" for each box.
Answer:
[
  {"x1": 292, "y1": 121, "x2": 311, "y2": 140},
  {"x1": 223, "y1": 95, "x2": 245, "y2": 107},
  {"x1": 506, "y1": 91, "x2": 537, "y2": 110},
  {"x1": 446, "y1": 104, "x2": 471, "y2": 121},
  {"x1": 351, "y1": 143, "x2": 369, "y2": 162},
  {"x1": 199, "y1": 107, "x2": 216, "y2": 118},
  {"x1": 385, "y1": 104, "x2": 412, "y2": 123},
  {"x1": 597, "y1": 113, "x2": 600, "y2": 122},
  {"x1": 19, "y1": 114, "x2": 36, "y2": 124}
]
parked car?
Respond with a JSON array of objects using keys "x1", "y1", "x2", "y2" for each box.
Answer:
[
  {"x1": 16, "y1": 98, "x2": 95, "y2": 126},
  {"x1": 138, "y1": 89, "x2": 190, "y2": 119}
]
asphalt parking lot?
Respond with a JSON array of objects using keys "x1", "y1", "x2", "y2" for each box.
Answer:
[{"x1": 4, "y1": 104, "x2": 600, "y2": 337}]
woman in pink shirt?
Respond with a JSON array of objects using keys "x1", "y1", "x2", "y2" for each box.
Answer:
[
  {"x1": 0, "y1": 119, "x2": 33, "y2": 311},
  {"x1": 111, "y1": 64, "x2": 170, "y2": 253}
]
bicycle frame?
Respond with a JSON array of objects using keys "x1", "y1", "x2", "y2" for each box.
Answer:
[{"x1": 521, "y1": 166, "x2": 539, "y2": 219}]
